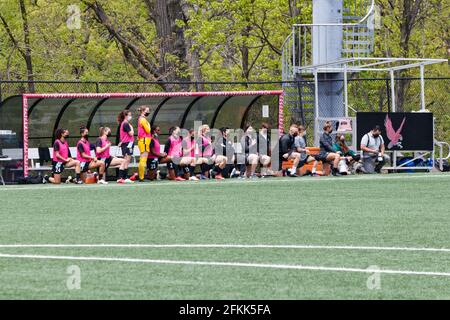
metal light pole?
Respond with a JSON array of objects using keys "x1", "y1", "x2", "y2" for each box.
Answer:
[{"x1": 312, "y1": 0, "x2": 345, "y2": 119}]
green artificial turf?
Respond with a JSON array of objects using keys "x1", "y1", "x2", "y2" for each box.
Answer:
[{"x1": 0, "y1": 173, "x2": 449, "y2": 299}]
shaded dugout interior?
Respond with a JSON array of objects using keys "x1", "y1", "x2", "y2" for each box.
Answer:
[{"x1": 0, "y1": 92, "x2": 281, "y2": 180}]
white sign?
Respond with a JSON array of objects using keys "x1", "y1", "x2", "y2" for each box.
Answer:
[{"x1": 262, "y1": 105, "x2": 269, "y2": 118}]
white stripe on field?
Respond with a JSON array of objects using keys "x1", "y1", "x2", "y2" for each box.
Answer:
[
  {"x1": 1, "y1": 243, "x2": 450, "y2": 253},
  {"x1": 0, "y1": 173, "x2": 448, "y2": 192},
  {"x1": 0, "y1": 252, "x2": 449, "y2": 277}
]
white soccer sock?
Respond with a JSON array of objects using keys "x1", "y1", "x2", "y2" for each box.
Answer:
[{"x1": 312, "y1": 161, "x2": 318, "y2": 173}]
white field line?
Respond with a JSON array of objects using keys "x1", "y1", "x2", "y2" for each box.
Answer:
[
  {"x1": 1, "y1": 252, "x2": 450, "y2": 277},
  {"x1": 1, "y1": 243, "x2": 450, "y2": 253},
  {"x1": 0, "y1": 173, "x2": 449, "y2": 192}
]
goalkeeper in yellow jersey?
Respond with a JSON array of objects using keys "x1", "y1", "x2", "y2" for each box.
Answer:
[{"x1": 136, "y1": 106, "x2": 152, "y2": 181}]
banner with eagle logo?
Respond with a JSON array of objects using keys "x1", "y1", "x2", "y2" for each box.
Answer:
[{"x1": 356, "y1": 112, "x2": 434, "y2": 151}]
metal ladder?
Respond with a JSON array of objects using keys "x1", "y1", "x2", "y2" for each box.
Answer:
[{"x1": 282, "y1": 0, "x2": 376, "y2": 126}]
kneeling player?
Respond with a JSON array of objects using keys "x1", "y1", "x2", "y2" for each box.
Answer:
[
  {"x1": 44, "y1": 128, "x2": 82, "y2": 184},
  {"x1": 197, "y1": 125, "x2": 225, "y2": 180},
  {"x1": 96, "y1": 127, "x2": 126, "y2": 182},
  {"x1": 147, "y1": 126, "x2": 170, "y2": 181},
  {"x1": 182, "y1": 128, "x2": 199, "y2": 180},
  {"x1": 77, "y1": 126, "x2": 107, "y2": 184},
  {"x1": 240, "y1": 125, "x2": 259, "y2": 179},
  {"x1": 165, "y1": 126, "x2": 196, "y2": 181}
]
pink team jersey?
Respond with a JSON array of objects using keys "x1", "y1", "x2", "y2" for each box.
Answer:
[
  {"x1": 77, "y1": 139, "x2": 91, "y2": 162},
  {"x1": 149, "y1": 136, "x2": 161, "y2": 159},
  {"x1": 167, "y1": 136, "x2": 182, "y2": 158},
  {"x1": 198, "y1": 136, "x2": 213, "y2": 157},
  {"x1": 184, "y1": 137, "x2": 195, "y2": 157},
  {"x1": 120, "y1": 121, "x2": 134, "y2": 143},
  {"x1": 52, "y1": 139, "x2": 69, "y2": 162},
  {"x1": 96, "y1": 137, "x2": 111, "y2": 159}
]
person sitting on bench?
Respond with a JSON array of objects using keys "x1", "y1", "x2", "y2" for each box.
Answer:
[
  {"x1": 315, "y1": 121, "x2": 342, "y2": 176},
  {"x1": 333, "y1": 133, "x2": 362, "y2": 174},
  {"x1": 295, "y1": 125, "x2": 319, "y2": 176},
  {"x1": 279, "y1": 124, "x2": 301, "y2": 177}
]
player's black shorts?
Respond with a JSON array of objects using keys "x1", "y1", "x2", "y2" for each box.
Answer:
[
  {"x1": 80, "y1": 161, "x2": 90, "y2": 173},
  {"x1": 167, "y1": 161, "x2": 177, "y2": 170},
  {"x1": 52, "y1": 161, "x2": 65, "y2": 175},
  {"x1": 100, "y1": 156, "x2": 113, "y2": 170},
  {"x1": 121, "y1": 142, "x2": 134, "y2": 156},
  {"x1": 147, "y1": 158, "x2": 159, "y2": 171},
  {"x1": 314, "y1": 151, "x2": 329, "y2": 162},
  {"x1": 298, "y1": 155, "x2": 315, "y2": 168}
]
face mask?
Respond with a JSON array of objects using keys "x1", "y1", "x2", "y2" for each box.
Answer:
[
  {"x1": 106, "y1": 132, "x2": 111, "y2": 137},
  {"x1": 144, "y1": 112, "x2": 150, "y2": 117},
  {"x1": 84, "y1": 134, "x2": 89, "y2": 139},
  {"x1": 63, "y1": 135, "x2": 69, "y2": 139},
  {"x1": 127, "y1": 116, "x2": 132, "y2": 121},
  {"x1": 373, "y1": 133, "x2": 380, "y2": 138},
  {"x1": 293, "y1": 132, "x2": 299, "y2": 137}
]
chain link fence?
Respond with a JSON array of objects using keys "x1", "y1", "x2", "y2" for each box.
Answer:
[{"x1": 1, "y1": 77, "x2": 448, "y2": 142}]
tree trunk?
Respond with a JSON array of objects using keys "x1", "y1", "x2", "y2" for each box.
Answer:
[
  {"x1": 152, "y1": 0, "x2": 190, "y2": 89},
  {"x1": 395, "y1": 0, "x2": 425, "y2": 111},
  {"x1": 88, "y1": 0, "x2": 199, "y2": 91}
]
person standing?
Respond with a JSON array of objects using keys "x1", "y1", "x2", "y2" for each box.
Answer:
[
  {"x1": 117, "y1": 110, "x2": 135, "y2": 183},
  {"x1": 136, "y1": 106, "x2": 152, "y2": 182}
]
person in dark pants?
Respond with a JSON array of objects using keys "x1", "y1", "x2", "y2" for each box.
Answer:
[
  {"x1": 278, "y1": 124, "x2": 301, "y2": 177},
  {"x1": 215, "y1": 127, "x2": 236, "y2": 178}
]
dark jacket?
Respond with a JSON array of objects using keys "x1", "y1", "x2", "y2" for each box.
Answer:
[
  {"x1": 320, "y1": 132, "x2": 334, "y2": 153},
  {"x1": 279, "y1": 133, "x2": 295, "y2": 157},
  {"x1": 215, "y1": 137, "x2": 235, "y2": 162}
]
